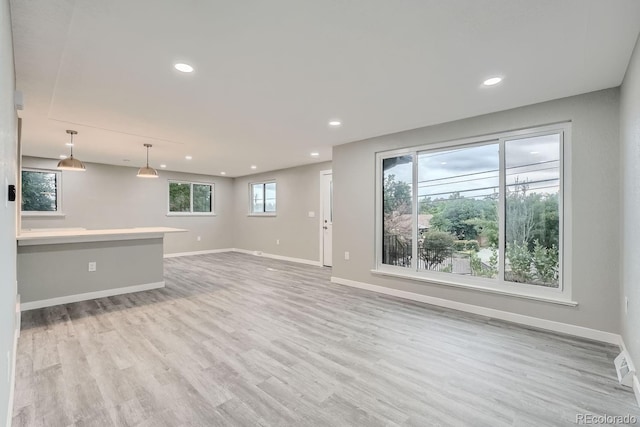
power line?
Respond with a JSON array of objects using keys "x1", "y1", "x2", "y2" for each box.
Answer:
[
  {"x1": 416, "y1": 160, "x2": 559, "y2": 187},
  {"x1": 418, "y1": 180, "x2": 559, "y2": 200}
]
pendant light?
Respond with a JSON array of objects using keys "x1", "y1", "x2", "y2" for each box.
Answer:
[
  {"x1": 57, "y1": 130, "x2": 86, "y2": 171},
  {"x1": 137, "y1": 143, "x2": 158, "y2": 178}
]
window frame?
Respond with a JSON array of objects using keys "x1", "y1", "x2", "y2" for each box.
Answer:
[
  {"x1": 249, "y1": 180, "x2": 277, "y2": 216},
  {"x1": 167, "y1": 180, "x2": 215, "y2": 216},
  {"x1": 374, "y1": 123, "x2": 573, "y2": 305},
  {"x1": 21, "y1": 168, "x2": 64, "y2": 217}
]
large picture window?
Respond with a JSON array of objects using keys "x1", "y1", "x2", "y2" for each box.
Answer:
[
  {"x1": 168, "y1": 181, "x2": 213, "y2": 215},
  {"x1": 21, "y1": 169, "x2": 62, "y2": 214},
  {"x1": 377, "y1": 124, "x2": 568, "y2": 301}
]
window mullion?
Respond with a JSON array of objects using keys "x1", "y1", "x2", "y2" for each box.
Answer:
[
  {"x1": 412, "y1": 152, "x2": 418, "y2": 271},
  {"x1": 498, "y1": 139, "x2": 506, "y2": 282},
  {"x1": 190, "y1": 183, "x2": 194, "y2": 213}
]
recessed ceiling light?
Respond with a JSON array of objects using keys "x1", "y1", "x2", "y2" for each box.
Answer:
[
  {"x1": 530, "y1": 151, "x2": 539, "y2": 155},
  {"x1": 220, "y1": 171, "x2": 226, "y2": 175},
  {"x1": 250, "y1": 165, "x2": 257, "y2": 170},
  {"x1": 310, "y1": 152, "x2": 320, "y2": 157},
  {"x1": 483, "y1": 77, "x2": 503, "y2": 86},
  {"x1": 441, "y1": 162, "x2": 447, "y2": 165},
  {"x1": 185, "y1": 155, "x2": 192, "y2": 160},
  {"x1": 59, "y1": 154, "x2": 67, "y2": 159},
  {"x1": 174, "y1": 63, "x2": 194, "y2": 73},
  {"x1": 160, "y1": 164, "x2": 167, "y2": 168},
  {"x1": 328, "y1": 120, "x2": 342, "y2": 127}
]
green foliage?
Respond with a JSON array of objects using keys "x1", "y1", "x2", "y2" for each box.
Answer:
[
  {"x1": 193, "y1": 184, "x2": 212, "y2": 213},
  {"x1": 421, "y1": 231, "x2": 455, "y2": 268},
  {"x1": 505, "y1": 239, "x2": 559, "y2": 286},
  {"x1": 21, "y1": 171, "x2": 57, "y2": 211},
  {"x1": 423, "y1": 194, "x2": 499, "y2": 246},
  {"x1": 465, "y1": 199, "x2": 499, "y2": 247},
  {"x1": 429, "y1": 194, "x2": 483, "y2": 239},
  {"x1": 169, "y1": 182, "x2": 191, "y2": 212},
  {"x1": 470, "y1": 246, "x2": 498, "y2": 278},
  {"x1": 531, "y1": 194, "x2": 559, "y2": 249},
  {"x1": 453, "y1": 240, "x2": 480, "y2": 252},
  {"x1": 383, "y1": 174, "x2": 412, "y2": 215},
  {"x1": 532, "y1": 240, "x2": 559, "y2": 285},
  {"x1": 506, "y1": 241, "x2": 532, "y2": 283},
  {"x1": 506, "y1": 181, "x2": 559, "y2": 250}
]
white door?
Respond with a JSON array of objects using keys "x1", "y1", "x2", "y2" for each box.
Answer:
[{"x1": 321, "y1": 171, "x2": 333, "y2": 267}]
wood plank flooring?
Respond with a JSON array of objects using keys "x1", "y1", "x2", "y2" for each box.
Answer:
[{"x1": 12, "y1": 252, "x2": 640, "y2": 426}]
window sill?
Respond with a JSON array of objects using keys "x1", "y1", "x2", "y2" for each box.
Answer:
[
  {"x1": 370, "y1": 268, "x2": 578, "y2": 307},
  {"x1": 22, "y1": 212, "x2": 66, "y2": 218},
  {"x1": 166, "y1": 213, "x2": 216, "y2": 217},
  {"x1": 247, "y1": 213, "x2": 277, "y2": 217}
]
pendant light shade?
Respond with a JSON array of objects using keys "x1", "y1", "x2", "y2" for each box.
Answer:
[
  {"x1": 137, "y1": 144, "x2": 158, "y2": 178},
  {"x1": 57, "y1": 130, "x2": 86, "y2": 171}
]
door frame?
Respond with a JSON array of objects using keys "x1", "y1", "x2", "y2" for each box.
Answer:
[{"x1": 319, "y1": 169, "x2": 332, "y2": 267}]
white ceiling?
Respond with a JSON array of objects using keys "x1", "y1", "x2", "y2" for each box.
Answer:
[{"x1": 10, "y1": 0, "x2": 640, "y2": 177}]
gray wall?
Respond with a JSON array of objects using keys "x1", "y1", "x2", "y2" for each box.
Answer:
[
  {"x1": 233, "y1": 162, "x2": 331, "y2": 262},
  {"x1": 333, "y1": 88, "x2": 621, "y2": 333},
  {"x1": 18, "y1": 239, "x2": 164, "y2": 303},
  {"x1": 620, "y1": 34, "x2": 640, "y2": 371},
  {"x1": 21, "y1": 157, "x2": 235, "y2": 255},
  {"x1": 0, "y1": 0, "x2": 17, "y2": 423}
]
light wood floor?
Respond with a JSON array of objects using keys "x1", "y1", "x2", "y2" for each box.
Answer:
[{"x1": 12, "y1": 252, "x2": 640, "y2": 426}]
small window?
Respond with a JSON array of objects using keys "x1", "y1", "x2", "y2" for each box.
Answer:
[
  {"x1": 21, "y1": 169, "x2": 62, "y2": 214},
  {"x1": 250, "y1": 181, "x2": 276, "y2": 214},
  {"x1": 168, "y1": 181, "x2": 214, "y2": 215}
]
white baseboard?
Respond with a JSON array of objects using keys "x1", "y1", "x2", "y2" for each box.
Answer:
[
  {"x1": 163, "y1": 247, "x2": 322, "y2": 267},
  {"x1": 232, "y1": 248, "x2": 322, "y2": 267},
  {"x1": 20, "y1": 281, "x2": 165, "y2": 311},
  {"x1": 619, "y1": 337, "x2": 637, "y2": 372},
  {"x1": 622, "y1": 337, "x2": 640, "y2": 407},
  {"x1": 331, "y1": 276, "x2": 621, "y2": 345},
  {"x1": 164, "y1": 248, "x2": 234, "y2": 258}
]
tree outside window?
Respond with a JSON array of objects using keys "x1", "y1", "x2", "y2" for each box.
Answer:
[
  {"x1": 22, "y1": 169, "x2": 60, "y2": 212},
  {"x1": 169, "y1": 181, "x2": 213, "y2": 214}
]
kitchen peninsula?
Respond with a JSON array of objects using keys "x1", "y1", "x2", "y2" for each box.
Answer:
[{"x1": 17, "y1": 227, "x2": 186, "y2": 310}]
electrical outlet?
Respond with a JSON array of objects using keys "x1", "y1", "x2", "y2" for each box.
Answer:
[
  {"x1": 88, "y1": 262, "x2": 97, "y2": 272},
  {"x1": 276, "y1": 239, "x2": 280, "y2": 245},
  {"x1": 308, "y1": 211, "x2": 315, "y2": 217},
  {"x1": 197, "y1": 236, "x2": 201, "y2": 241},
  {"x1": 344, "y1": 251, "x2": 350, "y2": 261}
]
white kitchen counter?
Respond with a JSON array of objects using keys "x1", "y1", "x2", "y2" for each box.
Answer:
[{"x1": 17, "y1": 227, "x2": 187, "y2": 246}]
